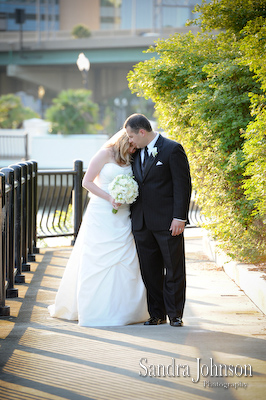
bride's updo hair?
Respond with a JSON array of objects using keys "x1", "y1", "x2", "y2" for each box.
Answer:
[{"x1": 106, "y1": 129, "x2": 132, "y2": 165}]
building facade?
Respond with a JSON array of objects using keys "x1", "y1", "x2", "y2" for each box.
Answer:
[
  {"x1": 0, "y1": 0, "x2": 203, "y2": 130},
  {"x1": 0, "y1": 0, "x2": 201, "y2": 33}
]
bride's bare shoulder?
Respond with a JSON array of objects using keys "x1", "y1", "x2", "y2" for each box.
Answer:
[{"x1": 96, "y1": 146, "x2": 113, "y2": 162}]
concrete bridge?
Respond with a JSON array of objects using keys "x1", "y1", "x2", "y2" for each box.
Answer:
[{"x1": 0, "y1": 27, "x2": 199, "y2": 104}]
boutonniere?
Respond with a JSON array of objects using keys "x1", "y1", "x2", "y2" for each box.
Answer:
[{"x1": 151, "y1": 147, "x2": 158, "y2": 157}]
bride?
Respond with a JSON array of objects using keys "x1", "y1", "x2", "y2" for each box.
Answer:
[{"x1": 48, "y1": 130, "x2": 149, "y2": 326}]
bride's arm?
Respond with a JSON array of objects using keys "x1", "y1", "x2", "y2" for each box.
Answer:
[{"x1": 82, "y1": 148, "x2": 119, "y2": 208}]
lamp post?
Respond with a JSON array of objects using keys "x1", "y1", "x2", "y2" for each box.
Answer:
[
  {"x1": 15, "y1": 8, "x2": 26, "y2": 52},
  {"x1": 38, "y1": 85, "x2": 45, "y2": 118},
  {"x1": 76, "y1": 53, "x2": 90, "y2": 89}
]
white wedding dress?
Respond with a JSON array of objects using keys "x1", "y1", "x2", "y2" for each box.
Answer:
[{"x1": 48, "y1": 163, "x2": 149, "y2": 327}]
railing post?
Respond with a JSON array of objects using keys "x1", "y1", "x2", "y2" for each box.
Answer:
[
  {"x1": 30, "y1": 160, "x2": 39, "y2": 254},
  {"x1": 72, "y1": 160, "x2": 83, "y2": 244},
  {"x1": 0, "y1": 172, "x2": 10, "y2": 316},
  {"x1": 1, "y1": 168, "x2": 18, "y2": 298},
  {"x1": 26, "y1": 161, "x2": 35, "y2": 262},
  {"x1": 9, "y1": 164, "x2": 25, "y2": 284},
  {"x1": 19, "y1": 162, "x2": 30, "y2": 272}
]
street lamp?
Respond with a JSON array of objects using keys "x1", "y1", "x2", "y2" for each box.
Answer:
[
  {"x1": 76, "y1": 53, "x2": 90, "y2": 89},
  {"x1": 38, "y1": 85, "x2": 45, "y2": 118}
]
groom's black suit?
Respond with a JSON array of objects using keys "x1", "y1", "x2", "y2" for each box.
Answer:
[{"x1": 131, "y1": 134, "x2": 191, "y2": 319}]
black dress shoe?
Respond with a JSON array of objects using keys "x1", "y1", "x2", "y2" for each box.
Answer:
[
  {"x1": 144, "y1": 317, "x2": 167, "y2": 325},
  {"x1": 169, "y1": 317, "x2": 183, "y2": 327}
]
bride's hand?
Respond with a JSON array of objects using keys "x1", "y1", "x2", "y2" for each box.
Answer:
[{"x1": 109, "y1": 196, "x2": 121, "y2": 210}]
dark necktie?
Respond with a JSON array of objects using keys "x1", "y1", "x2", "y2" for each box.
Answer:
[{"x1": 142, "y1": 146, "x2": 149, "y2": 175}]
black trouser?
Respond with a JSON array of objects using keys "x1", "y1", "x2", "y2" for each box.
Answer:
[{"x1": 133, "y1": 225, "x2": 186, "y2": 319}]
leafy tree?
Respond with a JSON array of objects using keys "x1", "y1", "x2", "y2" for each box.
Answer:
[
  {"x1": 0, "y1": 94, "x2": 39, "y2": 129},
  {"x1": 45, "y1": 89, "x2": 101, "y2": 135},
  {"x1": 128, "y1": 1, "x2": 266, "y2": 262},
  {"x1": 191, "y1": 0, "x2": 266, "y2": 34},
  {"x1": 71, "y1": 24, "x2": 91, "y2": 39}
]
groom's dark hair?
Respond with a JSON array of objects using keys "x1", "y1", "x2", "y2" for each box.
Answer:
[{"x1": 124, "y1": 113, "x2": 152, "y2": 133}]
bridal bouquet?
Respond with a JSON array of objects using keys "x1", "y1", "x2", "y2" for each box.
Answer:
[{"x1": 108, "y1": 174, "x2": 139, "y2": 214}]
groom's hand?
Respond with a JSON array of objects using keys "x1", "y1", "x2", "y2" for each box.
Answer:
[{"x1": 169, "y1": 220, "x2": 185, "y2": 236}]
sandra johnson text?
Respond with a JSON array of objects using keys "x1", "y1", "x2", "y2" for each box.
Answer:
[{"x1": 139, "y1": 357, "x2": 252, "y2": 382}]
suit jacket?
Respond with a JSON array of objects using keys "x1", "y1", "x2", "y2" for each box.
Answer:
[{"x1": 130, "y1": 134, "x2": 192, "y2": 231}]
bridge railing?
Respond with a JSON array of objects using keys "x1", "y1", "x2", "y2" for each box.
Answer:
[
  {"x1": 37, "y1": 160, "x2": 88, "y2": 242},
  {"x1": 0, "y1": 160, "x2": 84, "y2": 317},
  {"x1": 0, "y1": 161, "x2": 35, "y2": 316}
]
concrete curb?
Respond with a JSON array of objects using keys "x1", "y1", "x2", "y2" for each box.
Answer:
[{"x1": 202, "y1": 230, "x2": 266, "y2": 315}]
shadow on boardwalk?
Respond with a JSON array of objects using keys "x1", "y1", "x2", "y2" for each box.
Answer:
[{"x1": 0, "y1": 236, "x2": 266, "y2": 400}]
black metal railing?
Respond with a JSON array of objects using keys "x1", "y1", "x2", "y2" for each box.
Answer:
[
  {"x1": 0, "y1": 133, "x2": 29, "y2": 161},
  {"x1": 187, "y1": 190, "x2": 205, "y2": 228},
  {"x1": 0, "y1": 161, "x2": 36, "y2": 316},
  {"x1": 37, "y1": 161, "x2": 87, "y2": 240},
  {"x1": 0, "y1": 160, "x2": 85, "y2": 317}
]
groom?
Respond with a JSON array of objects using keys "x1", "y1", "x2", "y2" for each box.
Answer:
[{"x1": 124, "y1": 114, "x2": 192, "y2": 327}]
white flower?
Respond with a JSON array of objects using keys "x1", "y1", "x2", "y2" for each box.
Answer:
[
  {"x1": 108, "y1": 174, "x2": 139, "y2": 214},
  {"x1": 151, "y1": 147, "x2": 158, "y2": 157}
]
